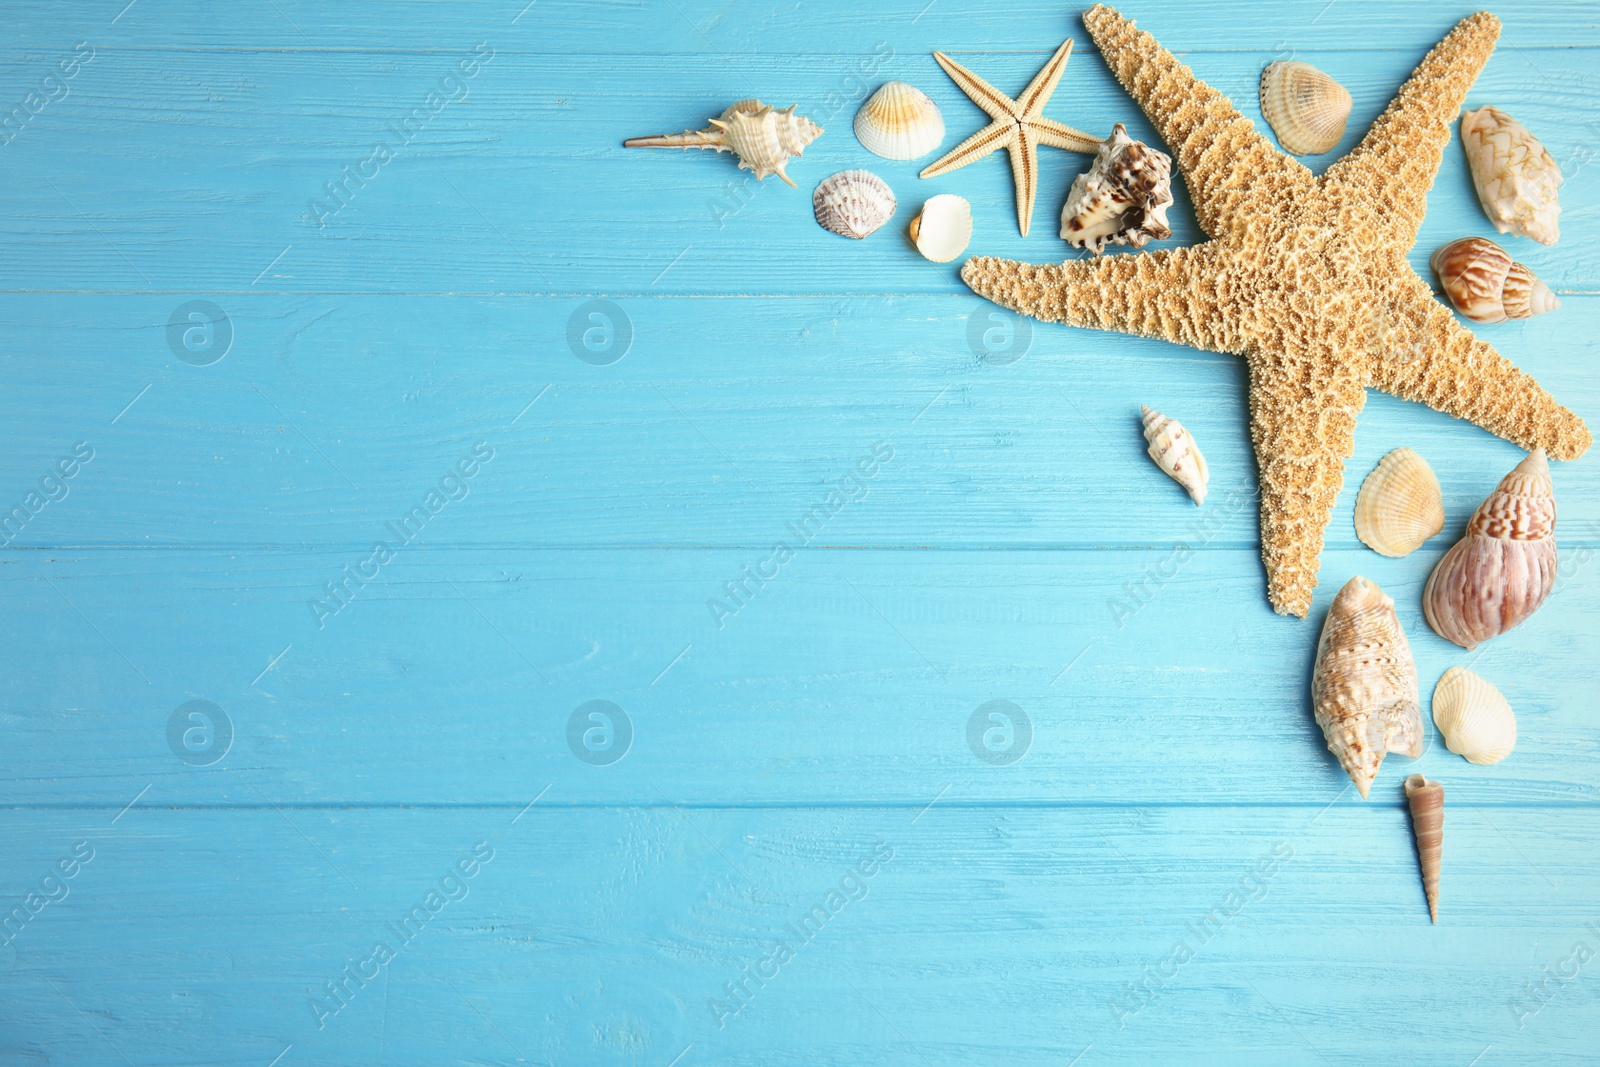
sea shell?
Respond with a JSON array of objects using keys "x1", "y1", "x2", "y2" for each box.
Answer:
[
  {"x1": 909, "y1": 194, "x2": 972, "y2": 263},
  {"x1": 1423, "y1": 449, "x2": 1558, "y2": 650},
  {"x1": 1311, "y1": 576, "x2": 1422, "y2": 799},
  {"x1": 1259, "y1": 61, "x2": 1352, "y2": 156},
  {"x1": 1432, "y1": 666, "x2": 1516, "y2": 765},
  {"x1": 1404, "y1": 774, "x2": 1444, "y2": 924},
  {"x1": 1430, "y1": 237, "x2": 1559, "y2": 324},
  {"x1": 812, "y1": 170, "x2": 896, "y2": 239},
  {"x1": 1059, "y1": 124, "x2": 1174, "y2": 255},
  {"x1": 1461, "y1": 105, "x2": 1562, "y2": 246},
  {"x1": 854, "y1": 82, "x2": 945, "y2": 161},
  {"x1": 1354, "y1": 448, "x2": 1445, "y2": 557},
  {"x1": 1141, "y1": 405, "x2": 1208, "y2": 505},
  {"x1": 625, "y1": 100, "x2": 823, "y2": 188}
]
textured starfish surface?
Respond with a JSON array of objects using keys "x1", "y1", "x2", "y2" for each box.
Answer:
[
  {"x1": 962, "y1": 5, "x2": 1591, "y2": 617},
  {"x1": 920, "y1": 39, "x2": 1103, "y2": 236}
]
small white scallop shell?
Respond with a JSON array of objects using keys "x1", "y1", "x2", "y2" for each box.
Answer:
[
  {"x1": 1461, "y1": 106, "x2": 1562, "y2": 246},
  {"x1": 854, "y1": 82, "x2": 945, "y2": 161},
  {"x1": 812, "y1": 169, "x2": 896, "y2": 239},
  {"x1": 1432, "y1": 666, "x2": 1516, "y2": 765},
  {"x1": 1354, "y1": 448, "x2": 1445, "y2": 557},
  {"x1": 1141, "y1": 405, "x2": 1207, "y2": 505},
  {"x1": 1260, "y1": 61, "x2": 1352, "y2": 156},
  {"x1": 909, "y1": 194, "x2": 972, "y2": 262}
]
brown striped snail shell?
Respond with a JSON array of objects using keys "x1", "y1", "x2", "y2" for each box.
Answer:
[{"x1": 1431, "y1": 237, "x2": 1558, "y2": 324}]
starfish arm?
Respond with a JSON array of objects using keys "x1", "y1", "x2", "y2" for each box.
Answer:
[
  {"x1": 1081, "y1": 4, "x2": 1312, "y2": 241},
  {"x1": 1323, "y1": 13, "x2": 1499, "y2": 242},
  {"x1": 919, "y1": 122, "x2": 1011, "y2": 178},
  {"x1": 1008, "y1": 130, "x2": 1041, "y2": 237},
  {"x1": 932, "y1": 51, "x2": 1022, "y2": 122},
  {"x1": 1017, "y1": 39, "x2": 1075, "y2": 118},
  {"x1": 1245, "y1": 345, "x2": 1370, "y2": 618},
  {"x1": 1031, "y1": 116, "x2": 1105, "y2": 155},
  {"x1": 1371, "y1": 280, "x2": 1592, "y2": 460},
  {"x1": 961, "y1": 244, "x2": 1241, "y2": 353}
]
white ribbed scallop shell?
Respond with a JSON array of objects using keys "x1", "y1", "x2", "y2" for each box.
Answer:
[
  {"x1": 1432, "y1": 666, "x2": 1516, "y2": 765},
  {"x1": 812, "y1": 170, "x2": 896, "y2": 239},
  {"x1": 854, "y1": 82, "x2": 945, "y2": 161}
]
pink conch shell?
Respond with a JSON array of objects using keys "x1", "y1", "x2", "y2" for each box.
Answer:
[{"x1": 1423, "y1": 449, "x2": 1557, "y2": 650}]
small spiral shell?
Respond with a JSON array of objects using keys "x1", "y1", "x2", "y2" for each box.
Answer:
[
  {"x1": 1141, "y1": 405, "x2": 1207, "y2": 505},
  {"x1": 1431, "y1": 237, "x2": 1559, "y2": 324}
]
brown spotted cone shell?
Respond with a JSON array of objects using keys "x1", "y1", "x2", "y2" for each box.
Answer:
[
  {"x1": 1404, "y1": 774, "x2": 1444, "y2": 923},
  {"x1": 1311, "y1": 576, "x2": 1422, "y2": 799},
  {"x1": 1423, "y1": 449, "x2": 1557, "y2": 649},
  {"x1": 1430, "y1": 236, "x2": 1559, "y2": 323}
]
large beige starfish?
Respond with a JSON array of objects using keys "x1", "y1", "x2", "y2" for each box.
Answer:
[
  {"x1": 962, "y1": 5, "x2": 1591, "y2": 617},
  {"x1": 920, "y1": 40, "x2": 1103, "y2": 236}
]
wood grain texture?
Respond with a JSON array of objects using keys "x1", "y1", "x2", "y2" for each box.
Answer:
[{"x1": 3, "y1": 1, "x2": 1598, "y2": 1063}]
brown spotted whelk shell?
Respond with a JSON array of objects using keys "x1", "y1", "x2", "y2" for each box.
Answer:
[
  {"x1": 625, "y1": 100, "x2": 823, "y2": 187},
  {"x1": 1461, "y1": 105, "x2": 1562, "y2": 245},
  {"x1": 1423, "y1": 449, "x2": 1558, "y2": 649},
  {"x1": 1431, "y1": 236, "x2": 1558, "y2": 323},
  {"x1": 1059, "y1": 123, "x2": 1173, "y2": 254},
  {"x1": 1311, "y1": 576, "x2": 1422, "y2": 799}
]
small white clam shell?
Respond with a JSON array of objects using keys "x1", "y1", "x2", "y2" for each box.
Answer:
[
  {"x1": 1260, "y1": 61, "x2": 1352, "y2": 156},
  {"x1": 1432, "y1": 666, "x2": 1516, "y2": 765},
  {"x1": 1141, "y1": 405, "x2": 1208, "y2": 505},
  {"x1": 812, "y1": 169, "x2": 896, "y2": 239},
  {"x1": 1354, "y1": 448, "x2": 1445, "y2": 557},
  {"x1": 909, "y1": 194, "x2": 972, "y2": 262},
  {"x1": 854, "y1": 82, "x2": 945, "y2": 161}
]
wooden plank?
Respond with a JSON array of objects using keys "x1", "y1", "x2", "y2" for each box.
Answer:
[
  {"x1": 6, "y1": 0, "x2": 1599, "y2": 54},
  {"x1": 3, "y1": 546, "x2": 1596, "y2": 807},
  {"x1": 3, "y1": 806, "x2": 1597, "y2": 1064},
  {"x1": 0, "y1": 48, "x2": 1595, "y2": 292},
  {"x1": 1, "y1": 295, "x2": 1595, "y2": 549}
]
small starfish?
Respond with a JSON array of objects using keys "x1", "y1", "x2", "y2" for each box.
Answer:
[
  {"x1": 962, "y1": 6, "x2": 1591, "y2": 617},
  {"x1": 920, "y1": 39, "x2": 1103, "y2": 236}
]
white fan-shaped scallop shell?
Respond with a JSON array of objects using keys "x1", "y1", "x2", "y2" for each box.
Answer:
[
  {"x1": 854, "y1": 82, "x2": 945, "y2": 161},
  {"x1": 1260, "y1": 61, "x2": 1352, "y2": 156},
  {"x1": 812, "y1": 170, "x2": 896, "y2": 239},
  {"x1": 1141, "y1": 405, "x2": 1207, "y2": 505},
  {"x1": 909, "y1": 194, "x2": 972, "y2": 262},
  {"x1": 1461, "y1": 105, "x2": 1562, "y2": 246},
  {"x1": 1354, "y1": 448, "x2": 1445, "y2": 557},
  {"x1": 1059, "y1": 124, "x2": 1173, "y2": 255},
  {"x1": 1432, "y1": 666, "x2": 1516, "y2": 765}
]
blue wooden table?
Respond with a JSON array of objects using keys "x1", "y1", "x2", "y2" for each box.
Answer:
[{"x1": 4, "y1": 1, "x2": 1598, "y2": 1063}]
